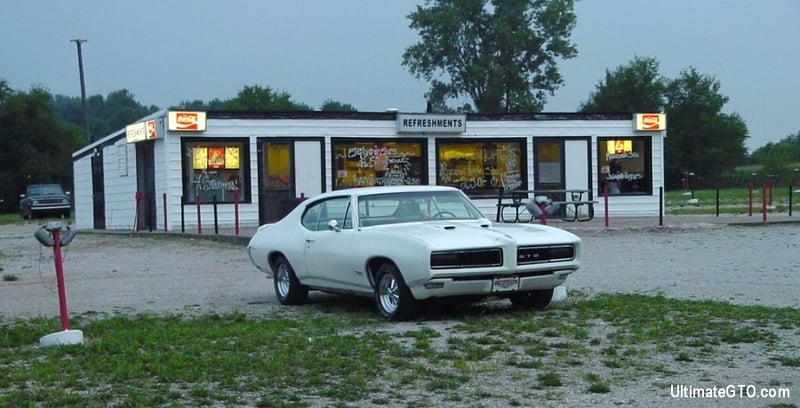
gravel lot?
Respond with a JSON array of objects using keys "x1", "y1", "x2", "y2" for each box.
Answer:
[{"x1": 1, "y1": 220, "x2": 798, "y2": 407}]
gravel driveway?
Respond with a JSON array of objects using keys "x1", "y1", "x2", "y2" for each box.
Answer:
[
  {"x1": 2, "y1": 221, "x2": 797, "y2": 318},
  {"x1": 1, "y1": 221, "x2": 798, "y2": 407}
]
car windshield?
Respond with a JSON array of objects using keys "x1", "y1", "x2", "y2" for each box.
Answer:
[
  {"x1": 28, "y1": 185, "x2": 64, "y2": 196},
  {"x1": 357, "y1": 190, "x2": 484, "y2": 227}
]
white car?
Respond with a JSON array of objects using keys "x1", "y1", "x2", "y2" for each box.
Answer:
[{"x1": 247, "y1": 185, "x2": 581, "y2": 320}]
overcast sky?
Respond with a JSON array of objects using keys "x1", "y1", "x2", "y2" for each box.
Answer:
[{"x1": 1, "y1": 1, "x2": 797, "y2": 152}]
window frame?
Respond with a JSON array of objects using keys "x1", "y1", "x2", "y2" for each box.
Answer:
[
  {"x1": 181, "y1": 137, "x2": 251, "y2": 204},
  {"x1": 597, "y1": 136, "x2": 653, "y2": 196},
  {"x1": 331, "y1": 138, "x2": 428, "y2": 190},
  {"x1": 435, "y1": 138, "x2": 527, "y2": 198}
]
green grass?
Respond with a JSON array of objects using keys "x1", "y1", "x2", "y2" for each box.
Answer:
[
  {"x1": 666, "y1": 187, "x2": 798, "y2": 215},
  {"x1": 1, "y1": 293, "x2": 797, "y2": 407}
]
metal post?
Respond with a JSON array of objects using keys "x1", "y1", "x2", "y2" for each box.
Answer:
[{"x1": 70, "y1": 39, "x2": 90, "y2": 142}]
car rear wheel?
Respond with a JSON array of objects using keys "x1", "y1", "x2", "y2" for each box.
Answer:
[
  {"x1": 273, "y1": 255, "x2": 308, "y2": 305},
  {"x1": 509, "y1": 289, "x2": 554, "y2": 310},
  {"x1": 375, "y1": 263, "x2": 418, "y2": 321}
]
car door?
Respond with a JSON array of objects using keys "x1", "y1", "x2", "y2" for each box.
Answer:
[{"x1": 302, "y1": 196, "x2": 364, "y2": 291}]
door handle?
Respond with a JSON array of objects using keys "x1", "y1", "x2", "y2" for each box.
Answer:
[{"x1": 305, "y1": 239, "x2": 315, "y2": 243}]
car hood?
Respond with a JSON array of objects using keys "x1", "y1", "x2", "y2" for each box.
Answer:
[{"x1": 366, "y1": 220, "x2": 579, "y2": 250}]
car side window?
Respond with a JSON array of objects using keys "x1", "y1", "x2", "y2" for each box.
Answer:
[
  {"x1": 301, "y1": 204, "x2": 322, "y2": 231},
  {"x1": 302, "y1": 197, "x2": 352, "y2": 231}
]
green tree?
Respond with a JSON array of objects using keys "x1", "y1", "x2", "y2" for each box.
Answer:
[
  {"x1": 319, "y1": 99, "x2": 357, "y2": 112},
  {"x1": 0, "y1": 83, "x2": 83, "y2": 213},
  {"x1": 749, "y1": 131, "x2": 800, "y2": 184},
  {"x1": 579, "y1": 56, "x2": 666, "y2": 113},
  {"x1": 53, "y1": 89, "x2": 159, "y2": 142},
  {"x1": 223, "y1": 85, "x2": 312, "y2": 111},
  {"x1": 402, "y1": 0, "x2": 577, "y2": 113},
  {"x1": 664, "y1": 68, "x2": 748, "y2": 188}
]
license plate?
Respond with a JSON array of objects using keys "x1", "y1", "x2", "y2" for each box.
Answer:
[{"x1": 491, "y1": 276, "x2": 520, "y2": 292}]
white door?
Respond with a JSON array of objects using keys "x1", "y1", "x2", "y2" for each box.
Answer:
[{"x1": 294, "y1": 141, "x2": 322, "y2": 198}]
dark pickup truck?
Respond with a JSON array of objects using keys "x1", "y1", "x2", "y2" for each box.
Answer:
[{"x1": 19, "y1": 184, "x2": 71, "y2": 219}]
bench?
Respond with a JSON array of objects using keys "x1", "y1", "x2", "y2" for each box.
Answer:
[{"x1": 496, "y1": 189, "x2": 597, "y2": 223}]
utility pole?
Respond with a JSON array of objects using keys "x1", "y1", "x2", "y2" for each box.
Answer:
[{"x1": 71, "y1": 39, "x2": 90, "y2": 142}]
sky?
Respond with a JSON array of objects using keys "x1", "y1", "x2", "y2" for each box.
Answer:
[{"x1": 1, "y1": 1, "x2": 798, "y2": 152}]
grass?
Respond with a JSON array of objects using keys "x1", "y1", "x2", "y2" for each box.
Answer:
[
  {"x1": 665, "y1": 187, "x2": 799, "y2": 215},
  {"x1": 1, "y1": 293, "x2": 797, "y2": 407}
]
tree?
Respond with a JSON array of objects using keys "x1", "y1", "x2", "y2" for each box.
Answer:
[
  {"x1": 53, "y1": 89, "x2": 160, "y2": 142},
  {"x1": 402, "y1": 0, "x2": 577, "y2": 113},
  {"x1": 664, "y1": 68, "x2": 748, "y2": 188},
  {"x1": 749, "y1": 131, "x2": 800, "y2": 184},
  {"x1": 579, "y1": 56, "x2": 666, "y2": 113},
  {"x1": 223, "y1": 85, "x2": 312, "y2": 111},
  {"x1": 319, "y1": 99, "x2": 357, "y2": 112},
  {"x1": 0, "y1": 83, "x2": 83, "y2": 213}
]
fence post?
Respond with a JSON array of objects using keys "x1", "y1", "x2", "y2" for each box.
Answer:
[
  {"x1": 163, "y1": 193, "x2": 168, "y2": 233},
  {"x1": 761, "y1": 182, "x2": 767, "y2": 222},
  {"x1": 195, "y1": 195, "x2": 202, "y2": 234},
  {"x1": 603, "y1": 184, "x2": 609, "y2": 228},
  {"x1": 715, "y1": 188, "x2": 720, "y2": 217},
  {"x1": 234, "y1": 190, "x2": 240, "y2": 236},
  {"x1": 659, "y1": 187, "x2": 663, "y2": 227},
  {"x1": 213, "y1": 195, "x2": 219, "y2": 235}
]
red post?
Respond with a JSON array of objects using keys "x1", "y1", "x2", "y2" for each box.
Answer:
[
  {"x1": 762, "y1": 182, "x2": 767, "y2": 222},
  {"x1": 233, "y1": 189, "x2": 240, "y2": 236},
  {"x1": 603, "y1": 183, "x2": 610, "y2": 228},
  {"x1": 538, "y1": 202, "x2": 547, "y2": 225},
  {"x1": 195, "y1": 195, "x2": 202, "y2": 234},
  {"x1": 51, "y1": 229, "x2": 70, "y2": 331},
  {"x1": 162, "y1": 193, "x2": 168, "y2": 233},
  {"x1": 134, "y1": 192, "x2": 143, "y2": 231},
  {"x1": 748, "y1": 181, "x2": 753, "y2": 217}
]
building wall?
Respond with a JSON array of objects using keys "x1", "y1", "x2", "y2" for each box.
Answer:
[{"x1": 73, "y1": 111, "x2": 666, "y2": 231}]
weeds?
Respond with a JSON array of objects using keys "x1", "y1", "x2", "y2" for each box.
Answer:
[{"x1": 0, "y1": 293, "x2": 798, "y2": 407}]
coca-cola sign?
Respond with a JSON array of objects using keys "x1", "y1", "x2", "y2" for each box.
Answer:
[
  {"x1": 634, "y1": 113, "x2": 666, "y2": 131},
  {"x1": 168, "y1": 111, "x2": 207, "y2": 132}
]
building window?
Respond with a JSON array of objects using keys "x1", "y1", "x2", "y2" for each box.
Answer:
[
  {"x1": 598, "y1": 137, "x2": 651, "y2": 195},
  {"x1": 182, "y1": 138, "x2": 250, "y2": 203},
  {"x1": 332, "y1": 139, "x2": 426, "y2": 189},
  {"x1": 436, "y1": 139, "x2": 525, "y2": 197}
]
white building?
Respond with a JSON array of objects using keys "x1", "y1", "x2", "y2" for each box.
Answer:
[{"x1": 71, "y1": 110, "x2": 666, "y2": 231}]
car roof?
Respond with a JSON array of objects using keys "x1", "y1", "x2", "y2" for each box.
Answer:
[{"x1": 313, "y1": 185, "x2": 460, "y2": 200}]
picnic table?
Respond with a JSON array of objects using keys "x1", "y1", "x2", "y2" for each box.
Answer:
[{"x1": 495, "y1": 188, "x2": 597, "y2": 223}]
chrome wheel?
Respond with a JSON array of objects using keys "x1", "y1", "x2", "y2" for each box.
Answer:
[
  {"x1": 378, "y1": 273, "x2": 400, "y2": 315},
  {"x1": 275, "y1": 262, "x2": 291, "y2": 299},
  {"x1": 272, "y1": 255, "x2": 308, "y2": 305},
  {"x1": 375, "y1": 263, "x2": 418, "y2": 321}
]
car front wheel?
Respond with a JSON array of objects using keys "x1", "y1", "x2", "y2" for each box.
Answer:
[
  {"x1": 375, "y1": 263, "x2": 418, "y2": 321},
  {"x1": 509, "y1": 289, "x2": 554, "y2": 310},
  {"x1": 273, "y1": 255, "x2": 308, "y2": 305}
]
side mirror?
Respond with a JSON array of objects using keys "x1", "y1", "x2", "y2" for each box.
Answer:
[{"x1": 327, "y1": 219, "x2": 341, "y2": 232}]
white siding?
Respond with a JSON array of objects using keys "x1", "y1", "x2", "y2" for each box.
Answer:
[{"x1": 73, "y1": 113, "x2": 666, "y2": 230}]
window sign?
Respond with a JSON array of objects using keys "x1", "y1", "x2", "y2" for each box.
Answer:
[
  {"x1": 598, "y1": 137, "x2": 651, "y2": 195},
  {"x1": 182, "y1": 139, "x2": 249, "y2": 203},
  {"x1": 437, "y1": 139, "x2": 525, "y2": 197},
  {"x1": 332, "y1": 139, "x2": 426, "y2": 189}
]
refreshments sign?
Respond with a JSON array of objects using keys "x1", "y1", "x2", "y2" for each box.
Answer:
[
  {"x1": 634, "y1": 113, "x2": 666, "y2": 131},
  {"x1": 125, "y1": 120, "x2": 157, "y2": 143},
  {"x1": 397, "y1": 113, "x2": 466, "y2": 133},
  {"x1": 168, "y1": 111, "x2": 207, "y2": 132}
]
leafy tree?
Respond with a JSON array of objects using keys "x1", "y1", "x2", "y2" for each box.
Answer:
[
  {"x1": 749, "y1": 131, "x2": 800, "y2": 184},
  {"x1": 53, "y1": 89, "x2": 159, "y2": 142},
  {"x1": 579, "y1": 56, "x2": 666, "y2": 113},
  {"x1": 0, "y1": 83, "x2": 83, "y2": 213},
  {"x1": 319, "y1": 99, "x2": 357, "y2": 112},
  {"x1": 223, "y1": 85, "x2": 312, "y2": 111},
  {"x1": 664, "y1": 68, "x2": 748, "y2": 189},
  {"x1": 403, "y1": 0, "x2": 577, "y2": 113}
]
